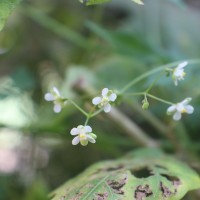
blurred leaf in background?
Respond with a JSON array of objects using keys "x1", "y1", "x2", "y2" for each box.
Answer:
[{"x1": 0, "y1": 0, "x2": 22, "y2": 31}]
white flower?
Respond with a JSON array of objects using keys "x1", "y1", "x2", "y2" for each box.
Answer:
[
  {"x1": 172, "y1": 61, "x2": 188, "y2": 86},
  {"x1": 132, "y1": 0, "x2": 144, "y2": 5},
  {"x1": 70, "y1": 125, "x2": 97, "y2": 146},
  {"x1": 167, "y1": 97, "x2": 194, "y2": 121},
  {"x1": 44, "y1": 87, "x2": 64, "y2": 113},
  {"x1": 92, "y1": 88, "x2": 117, "y2": 113}
]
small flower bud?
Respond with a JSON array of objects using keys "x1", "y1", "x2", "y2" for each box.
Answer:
[
  {"x1": 89, "y1": 133, "x2": 97, "y2": 140},
  {"x1": 142, "y1": 98, "x2": 149, "y2": 110}
]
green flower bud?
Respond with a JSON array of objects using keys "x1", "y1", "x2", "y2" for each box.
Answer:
[
  {"x1": 142, "y1": 98, "x2": 149, "y2": 110},
  {"x1": 80, "y1": 140, "x2": 88, "y2": 146},
  {"x1": 89, "y1": 133, "x2": 97, "y2": 140}
]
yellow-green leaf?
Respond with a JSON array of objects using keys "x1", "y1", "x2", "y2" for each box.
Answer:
[{"x1": 50, "y1": 149, "x2": 200, "y2": 200}]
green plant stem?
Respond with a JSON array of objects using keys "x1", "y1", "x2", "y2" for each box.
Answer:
[
  {"x1": 76, "y1": 87, "x2": 158, "y2": 147},
  {"x1": 107, "y1": 107, "x2": 158, "y2": 147},
  {"x1": 84, "y1": 117, "x2": 90, "y2": 126},
  {"x1": 84, "y1": 107, "x2": 101, "y2": 125},
  {"x1": 68, "y1": 99, "x2": 88, "y2": 117},
  {"x1": 90, "y1": 108, "x2": 103, "y2": 118},
  {"x1": 125, "y1": 99, "x2": 178, "y2": 150},
  {"x1": 120, "y1": 59, "x2": 200, "y2": 93},
  {"x1": 126, "y1": 92, "x2": 173, "y2": 105},
  {"x1": 145, "y1": 71, "x2": 165, "y2": 93},
  {"x1": 146, "y1": 93, "x2": 173, "y2": 105}
]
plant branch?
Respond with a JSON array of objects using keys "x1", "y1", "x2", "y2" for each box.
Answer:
[
  {"x1": 120, "y1": 59, "x2": 200, "y2": 93},
  {"x1": 107, "y1": 107, "x2": 158, "y2": 147}
]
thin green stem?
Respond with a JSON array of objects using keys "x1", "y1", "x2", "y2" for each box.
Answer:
[
  {"x1": 68, "y1": 99, "x2": 88, "y2": 117},
  {"x1": 146, "y1": 94, "x2": 173, "y2": 105},
  {"x1": 144, "y1": 93, "x2": 147, "y2": 102},
  {"x1": 84, "y1": 117, "x2": 90, "y2": 126},
  {"x1": 125, "y1": 92, "x2": 144, "y2": 96},
  {"x1": 90, "y1": 108, "x2": 103, "y2": 118},
  {"x1": 125, "y1": 92, "x2": 173, "y2": 105},
  {"x1": 120, "y1": 59, "x2": 200, "y2": 94},
  {"x1": 145, "y1": 71, "x2": 165, "y2": 93}
]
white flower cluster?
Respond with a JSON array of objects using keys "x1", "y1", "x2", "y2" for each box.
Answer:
[
  {"x1": 70, "y1": 88, "x2": 117, "y2": 146},
  {"x1": 44, "y1": 87, "x2": 117, "y2": 146},
  {"x1": 44, "y1": 60, "x2": 195, "y2": 147}
]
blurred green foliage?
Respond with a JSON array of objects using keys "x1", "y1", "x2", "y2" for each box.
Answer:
[
  {"x1": 0, "y1": 0, "x2": 200, "y2": 199},
  {"x1": 0, "y1": 0, "x2": 21, "y2": 31}
]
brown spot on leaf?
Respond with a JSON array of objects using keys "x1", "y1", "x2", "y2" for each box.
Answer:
[
  {"x1": 95, "y1": 192, "x2": 109, "y2": 200},
  {"x1": 160, "y1": 174, "x2": 182, "y2": 194},
  {"x1": 173, "y1": 179, "x2": 181, "y2": 187},
  {"x1": 160, "y1": 182, "x2": 172, "y2": 197},
  {"x1": 135, "y1": 185, "x2": 153, "y2": 200},
  {"x1": 70, "y1": 192, "x2": 83, "y2": 200},
  {"x1": 107, "y1": 175, "x2": 127, "y2": 195}
]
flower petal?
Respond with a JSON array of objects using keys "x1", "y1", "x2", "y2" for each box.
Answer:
[
  {"x1": 70, "y1": 128, "x2": 79, "y2": 135},
  {"x1": 92, "y1": 97, "x2": 102, "y2": 105},
  {"x1": 177, "y1": 61, "x2": 188, "y2": 69},
  {"x1": 102, "y1": 88, "x2": 108, "y2": 97},
  {"x1": 185, "y1": 105, "x2": 194, "y2": 114},
  {"x1": 53, "y1": 104, "x2": 62, "y2": 113},
  {"x1": 53, "y1": 87, "x2": 60, "y2": 97},
  {"x1": 44, "y1": 93, "x2": 55, "y2": 101},
  {"x1": 72, "y1": 136, "x2": 80, "y2": 145},
  {"x1": 167, "y1": 105, "x2": 176, "y2": 114},
  {"x1": 173, "y1": 112, "x2": 181, "y2": 121},
  {"x1": 181, "y1": 97, "x2": 192, "y2": 105},
  {"x1": 87, "y1": 135, "x2": 96, "y2": 143},
  {"x1": 84, "y1": 126, "x2": 92, "y2": 133},
  {"x1": 109, "y1": 93, "x2": 117, "y2": 102},
  {"x1": 174, "y1": 79, "x2": 178, "y2": 86},
  {"x1": 103, "y1": 103, "x2": 111, "y2": 113},
  {"x1": 80, "y1": 139, "x2": 88, "y2": 146},
  {"x1": 174, "y1": 69, "x2": 184, "y2": 77}
]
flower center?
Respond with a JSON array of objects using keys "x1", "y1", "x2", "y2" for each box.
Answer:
[
  {"x1": 79, "y1": 133, "x2": 87, "y2": 140},
  {"x1": 100, "y1": 97, "x2": 109, "y2": 107},
  {"x1": 181, "y1": 108, "x2": 187, "y2": 113},
  {"x1": 182, "y1": 72, "x2": 186, "y2": 77}
]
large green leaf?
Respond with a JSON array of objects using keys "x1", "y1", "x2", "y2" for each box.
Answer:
[
  {"x1": 50, "y1": 149, "x2": 200, "y2": 200},
  {"x1": 79, "y1": 0, "x2": 111, "y2": 5},
  {"x1": 79, "y1": 0, "x2": 144, "y2": 6},
  {"x1": 0, "y1": 0, "x2": 21, "y2": 31}
]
